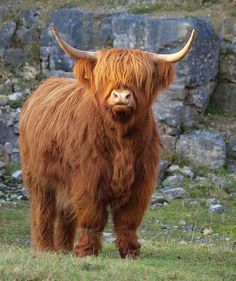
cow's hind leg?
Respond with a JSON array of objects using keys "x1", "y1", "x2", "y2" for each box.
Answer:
[
  {"x1": 28, "y1": 186, "x2": 56, "y2": 251},
  {"x1": 54, "y1": 206, "x2": 77, "y2": 252}
]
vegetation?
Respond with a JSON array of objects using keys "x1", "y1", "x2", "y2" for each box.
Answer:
[
  {"x1": 1, "y1": 241, "x2": 236, "y2": 281},
  {"x1": 1, "y1": 174, "x2": 236, "y2": 281}
]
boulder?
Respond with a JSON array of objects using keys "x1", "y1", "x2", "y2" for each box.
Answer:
[
  {"x1": 161, "y1": 187, "x2": 188, "y2": 199},
  {"x1": 0, "y1": 95, "x2": 8, "y2": 106},
  {"x1": 227, "y1": 134, "x2": 236, "y2": 160},
  {"x1": 208, "y1": 204, "x2": 224, "y2": 214},
  {"x1": 158, "y1": 160, "x2": 170, "y2": 180},
  {"x1": 0, "y1": 21, "x2": 16, "y2": 49},
  {"x1": 176, "y1": 130, "x2": 226, "y2": 168},
  {"x1": 21, "y1": 9, "x2": 42, "y2": 29},
  {"x1": 16, "y1": 26, "x2": 40, "y2": 45},
  {"x1": 162, "y1": 175, "x2": 184, "y2": 187},
  {"x1": 3, "y1": 48, "x2": 35, "y2": 66},
  {"x1": 11, "y1": 170, "x2": 22, "y2": 182},
  {"x1": 212, "y1": 83, "x2": 236, "y2": 113}
]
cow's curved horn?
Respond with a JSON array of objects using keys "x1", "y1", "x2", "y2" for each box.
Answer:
[
  {"x1": 50, "y1": 23, "x2": 98, "y2": 60},
  {"x1": 149, "y1": 29, "x2": 196, "y2": 63}
]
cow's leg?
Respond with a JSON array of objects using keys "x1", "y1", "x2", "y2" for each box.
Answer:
[
  {"x1": 73, "y1": 199, "x2": 108, "y2": 257},
  {"x1": 54, "y1": 206, "x2": 77, "y2": 252},
  {"x1": 113, "y1": 184, "x2": 153, "y2": 259},
  {"x1": 28, "y1": 187, "x2": 56, "y2": 251}
]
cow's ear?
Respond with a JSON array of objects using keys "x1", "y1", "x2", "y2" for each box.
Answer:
[
  {"x1": 154, "y1": 60, "x2": 175, "y2": 92},
  {"x1": 73, "y1": 59, "x2": 96, "y2": 89}
]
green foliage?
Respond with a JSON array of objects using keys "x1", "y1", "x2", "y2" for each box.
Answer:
[
  {"x1": 4, "y1": 162, "x2": 21, "y2": 177},
  {"x1": 205, "y1": 102, "x2": 223, "y2": 115},
  {"x1": 8, "y1": 100, "x2": 24, "y2": 109},
  {"x1": 129, "y1": 4, "x2": 165, "y2": 14},
  {"x1": 0, "y1": 202, "x2": 30, "y2": 244},
  {"x1": 36, "y1": 72, "x2": 47, "y2": 82}
]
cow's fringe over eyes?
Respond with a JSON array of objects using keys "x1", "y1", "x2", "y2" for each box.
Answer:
[{"x1": 73, "y1": 48, "x2": 175, "y2": 98}]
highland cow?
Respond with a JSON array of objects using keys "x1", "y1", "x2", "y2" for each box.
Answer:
[{"x1": 19, "y1": 24, "x2": 195, "y2": 258}]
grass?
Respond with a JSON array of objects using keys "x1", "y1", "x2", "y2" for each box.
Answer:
[
  {"x1": 1, "y1": 241, "x2": 236, "y2": 281},
  {"x1": 0, "y1": 184, "x2": 236, "y2": 280}
]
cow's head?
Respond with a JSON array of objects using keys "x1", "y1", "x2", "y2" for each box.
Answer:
[{"x1": 51, "y1": 24, "x2": 195, "y2": 125}]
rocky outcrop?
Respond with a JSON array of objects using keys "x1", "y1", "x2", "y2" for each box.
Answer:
[
  {"x1": 176, "y1": 130, "x2": 226, "y2": 168},
  {"x1": 211, "y1": 17, "x2": 236, "y2": 113},
  {"x1": 0, "y1": 7, "x2": 234, "y2": 170},
  {"x1": 40, "y1": 9, "x2": 220, "y2": 142}
]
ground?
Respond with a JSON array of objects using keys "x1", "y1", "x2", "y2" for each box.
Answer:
[{"x1": 1, "y1": 168, "x2": 236, "y2": 280}]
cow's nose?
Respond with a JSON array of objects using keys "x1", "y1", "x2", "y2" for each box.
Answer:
[{"x1": 111, "y1": 90, "x2": 134, "y2": 104}]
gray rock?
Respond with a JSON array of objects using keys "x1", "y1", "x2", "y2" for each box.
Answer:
[
  {"x1": 11, "y1": 149, "x2": 20, "y2": 162},
  {"x1": 0, "y1": 79, "x2": 13, "y2": 96},
  {"x1": 167, "y1": 165, "x2": 194, "y2": 178},
  {"x1": 3, "y1": 48, "x2": 35, "y2": 66},
  {"x1": 207, "y1": 197, "x2": 219, "y2": 207},
  {"x1": 8, "y1": 92, "x2": 25, "y2": 102},
  {"x1": 0, "y1": 121, "x2": 18, "y2": 149},
  {"x1": 0, "y1": 191, "x2": 5, "y2": 199},
  {"x1": 158, "y1": 160, "x2": 170, "y2": 180},
  {"x1": 21, "y1": 9, "x2": 42, "y2": 29},
  {"x1": 16, "y1": 26, "x2": 40, "y2": 45},
  {"x1": 211, "y1": 176, "x2": 232, "y2": 188},
  {"x1": 0, "y1": 183, "x2": 7, "y2": 191},
  {"x1": 4, "y1": 142, "x2": 13, "y2": 154},
  {"x1": 0, "y1": 160, "x2": 6, "y2": 169},
  {"x1": 43, "y1": 70, "x2": 74, "y2": 78},
  {"x1": 11, "y1": 170, "x2": 22, "y2": 181},
  {"x1": 151, "y1": 198, "x2": 169, "y2": 206},
  {"x1": 167, "y1": 165, "x2": 180, "y2": 173},
  {"x1": 212, "y1": 83, "x2": 236, "y2": 113},
  {"x1": 208, "y1": 204, "x2": 224, "y2": 214},
  {"x1": 219, "y1": 54, "x2": 236, "y2": 84},
  {"x1": 14, "y1": 238, "x2": 31, "y2": 247},
  {"x1": 161, "y1": 187, "x2": 188, "y2": 199},
  {"x1": 0, "y1": 95, "x2": 8, "y2": 106},
  {"x1": 0, "y1": 21, "x2": 16, "y2": 48},
  {"x1": 161, "y1": 134, "x2": 177, "y2": 150},
  {"x1": 21, "y1": 64, "x2": 40, "y2": 80},
  {"x1": 227, "y1": 161, "x2": 236, "y2": 173},
  {"x1": 153, "y1": 99, "x2": 183, "y2": 130},
  {"x1": 178, "y1": 220, "x2": 187, "y2": 226},
  {"x1": 0, "y1": 144, "x2": 3, "y2": 157},
  {"x1": 103, "y1": 232, "x2": 115, "y2": 243},
  {"x1": 176, "y1": 130, "x2": 226, "y2": 168},
  {"x1": 178, "y1": 166, "x2": 194, "y2": 178},
  {"x1": 227, "y1": 135, "x2": 236, "y2": 160},
  {"x1": 185, "y1": 81, "x2": 216, "y2": 110},
  {"x1": 162, "y1": 175, "x2": 184, "y2": 187}
]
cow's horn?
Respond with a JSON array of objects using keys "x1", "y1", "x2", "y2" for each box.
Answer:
[
  {"x1": 50, "y1": 23, "x2": 98, "y2": 60},
  {"x1": 149, "y1": 29, "x2": 196, "y2": 63}
]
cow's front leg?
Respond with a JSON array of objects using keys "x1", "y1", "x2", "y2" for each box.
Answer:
[
  {"x1": 112, "y1": 179, "x2": 154, "y2": 259},
  {"x1": 73, "y1": 196, "x2": 108, "y2": 257}
]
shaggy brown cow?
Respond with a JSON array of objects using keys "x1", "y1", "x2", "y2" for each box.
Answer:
[{"x1": 19, "y1": 24, "x2": 195, "y2": 258}]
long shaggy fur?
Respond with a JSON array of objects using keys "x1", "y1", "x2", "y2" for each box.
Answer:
[{"x1": 19, "y1": 48, "x2": 175, "y2": 258}]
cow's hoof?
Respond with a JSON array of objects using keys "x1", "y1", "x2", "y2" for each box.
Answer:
[{"x1": 73, "y1": 242, "x2": 99, "y2": 257}]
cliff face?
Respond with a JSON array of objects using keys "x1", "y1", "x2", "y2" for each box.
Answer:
[{"x1": 0, "y1": 6, "x2": 235, "y2": 170}]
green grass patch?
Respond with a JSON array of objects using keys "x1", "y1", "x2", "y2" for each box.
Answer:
[
  {"x1": 1, "y1": 160, "x2": 236, "y2": 280},
  {"x1": 0, "y1": 202, "x2": 30, "y2": 244},
  {"x1": 0, "y1": 241, "x2": 236, "y2": 281},
  {"x1": 3, "y1": 162, "x2": 21, "y2": 177}
]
